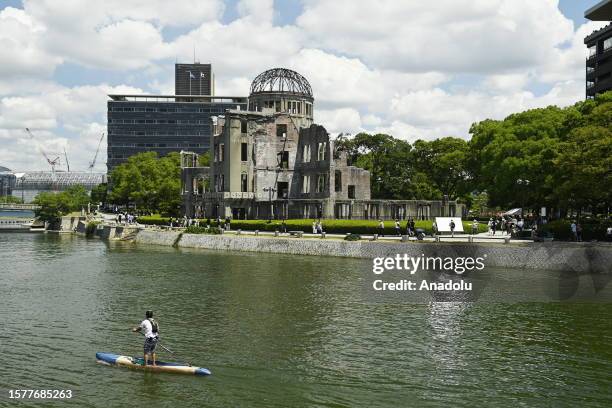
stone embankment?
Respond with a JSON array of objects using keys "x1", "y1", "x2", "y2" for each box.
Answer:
[{"x1": 127, "y1": 229, "x2": 611, "y2": 274}]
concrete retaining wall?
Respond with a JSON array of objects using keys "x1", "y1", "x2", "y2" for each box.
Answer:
[
  {"x1": 133, "y1": 230, "x2": 611, "y2": 274},
  {"x1": 135, "y1": 229, "x2": 182, "y2": 247},
  {"x1": 60, "y1": 216, "x2": 85, "y2": 232}
]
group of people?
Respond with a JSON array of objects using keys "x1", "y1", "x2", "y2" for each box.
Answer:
[
  {"x1": 167, "y1": 216, "x2": 233, "y2": 230},
  {"x1": 485, "y1": 216, "x2": 535, "y2": 236},
  {"x1": 570, "y1": 220, "x2": 583, "y2": 242},
  {"x1": 377, "y1": 218, "x2": 419, "y2": 237},
  {"x1": 312, "y1": 219, "x2": 324, "y2": 234},
  {"x1": 116, "y1": 212, "x2": 137, "y2": 225}
]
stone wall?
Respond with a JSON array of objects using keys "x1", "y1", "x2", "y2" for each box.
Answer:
[
  {"x1": 135, "y1": 229, "x2": 182, "y2": 246},
  {"x1": 132, "y1": 230, "x2": 611, "y2": 274}
]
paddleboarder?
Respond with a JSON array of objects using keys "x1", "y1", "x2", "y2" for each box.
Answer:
[{"x1": 132, "y1": 310, "x2": 160, "y2": 366}]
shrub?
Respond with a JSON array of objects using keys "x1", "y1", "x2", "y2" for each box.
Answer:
[
  {"x1": 185, "y1": 226, "x2": 222, "y2": 234},
  {"x1": 85, "y1": 221, "x2": 99, "y2": 237},
  {"x1": 138, "y1": 215, "x2": 170, "y2": 225},
  {"x1": 540, "y1": 219, "x2": 608, "y2": 241},
  {"x1": 344, "y1": 233, "x2": 361, "y2": 241}
]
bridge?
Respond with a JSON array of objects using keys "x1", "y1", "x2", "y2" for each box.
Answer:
[{"x1": 0, "y1": 203, "x2": 41, "y2": 211}]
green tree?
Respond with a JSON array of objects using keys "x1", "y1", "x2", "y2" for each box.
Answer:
[
  {"x1": 33, "y1": 185, "x2": 90, "y2": 224},
  {"x1": 90, "y1": 183, "x2": 107, "y2": 204},
  {"x1": 411, "y1": 137, "x2": 471, "y2": 200},
  {"x1": 0, "y1": 195, "x2": 23, "y2": 204},
  {"x1": 468, "y1": 106, "x2": 567, "y2": 210},
  {"x1": 336, "y1": 132, "x2": 414, "y2": 199},
  {"x1": 108, "y1": 152, "x2": 181, "y2": 216},
  {"x1": 553, "y1": 125, "x2": 612, "y2": 215}
]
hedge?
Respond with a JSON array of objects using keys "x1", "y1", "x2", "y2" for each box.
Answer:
[
  {"x1": 539, "y1": 219, "x2": 608, "y2": 241},
  {"x1": 139, "y1": 216, "x2": 488, "y2": 235}
]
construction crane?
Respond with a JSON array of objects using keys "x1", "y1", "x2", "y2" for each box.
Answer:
[
  {"x1": 63, "y1": 147, "x2": 70, "y2": 172},
  {"x1": 24, "y1": 127, "x2": 61, "y2": 175},
  {"x1": 89, "y1": 132, "x2": 105, "y2": 172}
]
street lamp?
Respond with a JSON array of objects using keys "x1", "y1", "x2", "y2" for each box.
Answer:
[{"x1": 516, "y1": 178, "x2": 530, "y2": 217}]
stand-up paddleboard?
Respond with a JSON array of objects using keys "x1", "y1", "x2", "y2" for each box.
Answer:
[{"x1": 96, "y1": 352, "x2": 211, "y2": 376}]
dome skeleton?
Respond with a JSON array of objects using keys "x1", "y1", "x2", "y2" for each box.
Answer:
[{"x1": 250, "y1": 68, "x2": 313, "y2": 98}]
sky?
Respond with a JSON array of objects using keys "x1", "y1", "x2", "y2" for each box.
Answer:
[{"x1": 0, "y1": 0, "x2": 607, "y2": 172}]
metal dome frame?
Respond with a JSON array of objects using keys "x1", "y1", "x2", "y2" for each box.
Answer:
[{"x1": 250, "y1": 68, "x2": 313, "y2": 98}]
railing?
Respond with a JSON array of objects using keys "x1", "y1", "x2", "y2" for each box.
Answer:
[{"x1": 0, "y1": 203, "x2": 41, "y2": 210}]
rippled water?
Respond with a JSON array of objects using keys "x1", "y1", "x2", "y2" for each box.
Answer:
[{"x1": 1, "y1": 233, "x2": 611, "y2": 407}]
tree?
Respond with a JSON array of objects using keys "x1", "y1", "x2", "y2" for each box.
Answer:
[
  {"x1": 335, "y1": 132, "x2": 414, "y2": 199},
  {"x1": 33, "y1": 185, "x2": 90, "y2": 224},
  {"x1": 411, "y1": 137, "x2": 471, "y2": 200},
  {"x1": 553, "y1": 125, "x2": 612, "y2": 215},
  {"x1": 0, "y1": 195, "x2": 23, "y2": 204},
  {"x1": 90, "y1": 183, "x2": 107, "y2": 205},
  {"x1": 467, "y1": 92, "x2": 612, "y2": 216},
  {"x1": 108, "y1": 152, "x2": 182, "y2": 216}
]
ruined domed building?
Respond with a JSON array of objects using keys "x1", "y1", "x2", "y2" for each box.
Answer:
[{"x1": 181, "y1": 68, "x2": 463, "y2": 220}]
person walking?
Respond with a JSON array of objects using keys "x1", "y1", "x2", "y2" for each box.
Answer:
[
  {"x1": 570, "y1": 221, "x2": 577, "y2": 241},
  {"x1": 449, "y1": 219, "x2": 456, "y2": 238},
  {"x1": 132, "y1": 310, "x2": 160, "y2": 367},
  {"x1": 409, "y1": 218, "x2": 416, "y2": 237},
  {"x1": 394, "y1": 219, "x2": 401, "y2": 236},
  {"x1": 378, "y1": 219, "x2": 385, "y2": 237},
  {"x1": 576, "y1": 223, "x2": 583, "y2": 242},
  {"x1": 312, "y1": 220, "x2": 317, "y2": 234},
  {"x1": 471, "y1": 219, "x2": 479, "y2": 235}
]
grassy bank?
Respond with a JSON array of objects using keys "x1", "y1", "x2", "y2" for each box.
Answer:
[{"x1": 139, "y1": 216, "x2": 488, "y2": 235}]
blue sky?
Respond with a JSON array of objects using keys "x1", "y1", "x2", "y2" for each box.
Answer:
[{"x1": 0, "y1": 0, "x2": 607, "y2": 172}]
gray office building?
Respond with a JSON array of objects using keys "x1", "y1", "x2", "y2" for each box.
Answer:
[
  {"x1": 585, "y1": 1, "x2": 612, "y2": 98},
  {"x1": 107, "y1": 94, "x2": 247, "y2": 172},
  {"x1": 175, "y1": 63, "x2": 213, "y2": 96}
]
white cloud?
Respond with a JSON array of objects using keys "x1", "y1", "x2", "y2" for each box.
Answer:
[
  {"x1": 16, "y1": 0, "x2": 224, "y2": 70},
  {"x1": 316, "y1": 108, "x2": 363, "y2": 135},
  {"x1": 0, "y1": 83, "x2": 142, "y2": 171},
  {"x1": 297, "y1": 0, "x2": 574, "y2": 73},
  {"x1": 0, "y1": 7, "x2": 62, "y2": 78}
]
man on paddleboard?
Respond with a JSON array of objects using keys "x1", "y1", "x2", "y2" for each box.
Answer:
[{"x1": 132, "y1": 310, "x2": 160, "y2": 366}]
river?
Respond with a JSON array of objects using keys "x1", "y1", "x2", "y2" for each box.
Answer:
[{"x1": 1, "y1": 232, "x2": 611, "y2": 407}]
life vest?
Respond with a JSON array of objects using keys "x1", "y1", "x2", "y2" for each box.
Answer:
[{"x1": 148, "y1": 318, "x2": 159, "y2": 334}]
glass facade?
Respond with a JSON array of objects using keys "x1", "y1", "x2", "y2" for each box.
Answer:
[{"x1": 107, "y1": 98, "x2": 246, "y2": 172}]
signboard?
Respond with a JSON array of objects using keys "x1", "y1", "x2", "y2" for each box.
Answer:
[{"x1": 434, "y1": 217, "x2": 464, "y2": 233}]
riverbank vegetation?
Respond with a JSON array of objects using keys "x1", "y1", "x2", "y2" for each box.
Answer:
[
  {"x1": 107, "y1": 152, "x2": 183, "y2": 217},
  {"x1": 32, "y1": 185, "x2": 90, "y2": 226},
  {"x1": 0, "y1": 195, "x2": 23, "y2": 204}
]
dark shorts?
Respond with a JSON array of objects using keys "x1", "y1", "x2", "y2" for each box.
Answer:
[{"x1": 144, "y1": 336, "x2": 158, "y2": 354}]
